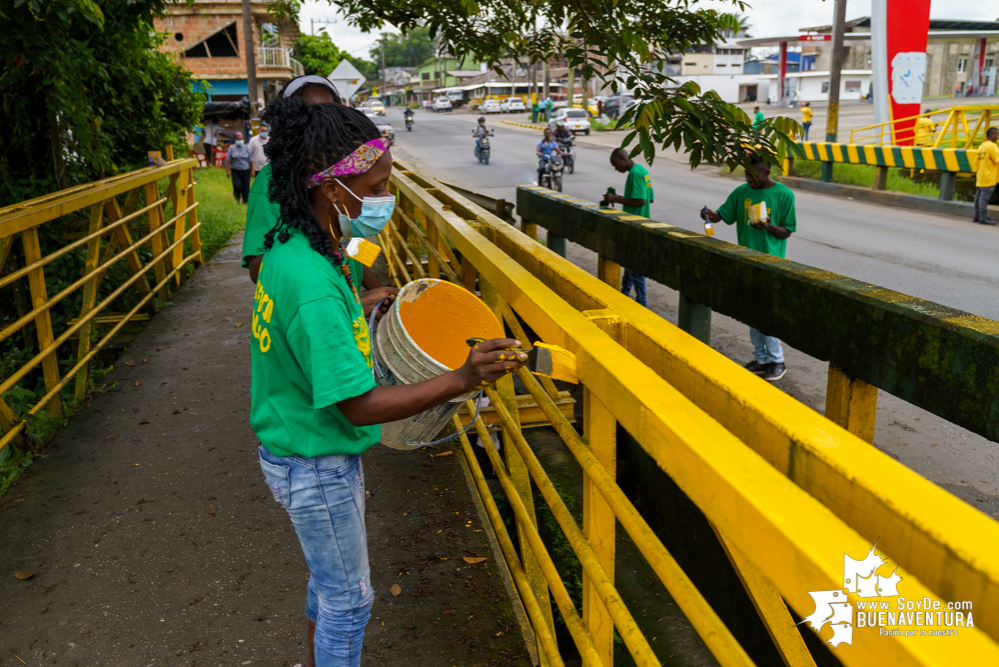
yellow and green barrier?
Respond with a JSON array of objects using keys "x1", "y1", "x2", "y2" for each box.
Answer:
[{"x1": 798, "y1": 140, "x2": 979, "y2": 172}]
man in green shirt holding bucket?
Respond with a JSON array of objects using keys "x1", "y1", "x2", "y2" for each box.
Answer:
[
  {"x1": 701, "y1": 155, "x2": 796, "y2": 381},
  {"x1": 602, "y1": 147, "x2": 654, "y2": 307}
]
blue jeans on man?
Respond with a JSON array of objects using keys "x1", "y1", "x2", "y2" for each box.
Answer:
[
  {"x1": 621, "y1": 268, "x2": 647, "y2": 307},
  {"x1": 974, "y1": 185, "x2": 995, "y2": 224},
  {"x1": 750, "y1": 327, "x2": 784, "y2": 365},
  {"x1": 259, "y1": 446, "x2": 372, "y2": 667}
]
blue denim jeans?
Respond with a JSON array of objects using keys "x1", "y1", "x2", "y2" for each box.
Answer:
[
  {"x1": 974, "y1": 185, "x2": 995, "y2": 223},
  {"x1": 258, "y1": 446, "x2": 373, "y2": 667},
  {"x1": 802, "y1": 121, "x2": 811, "y2": 141},
  {"x1": 750, "y1": 327, "x2": 784, "y2": 364},
  {"x1": 621, "y1": 268, "x2": 647, "y2": 307}
]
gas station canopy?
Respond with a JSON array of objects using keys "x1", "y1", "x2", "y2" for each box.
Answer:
[{"x1": 739, "y1": 31, "x2": 999, "y2": 49}]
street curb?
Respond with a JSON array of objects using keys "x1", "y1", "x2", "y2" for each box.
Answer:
[
  {"x1": 501, "y1": 120, "x2": 547, "y2": 131},
  {"x1": 780, "y1": 175, "x2": 999, "y2": 219}
]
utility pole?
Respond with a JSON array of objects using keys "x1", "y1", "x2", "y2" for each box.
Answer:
[
  {"x1": 821, "y1": 0, "x2": 848, "y2": 182},
  {"x1": 381, "y1": 39, "x2": 387, "y2": 103},
  {"x1": 543, "y1": 59, "x2": 550, "y2": 102},
  {"x1": 241, "y1": 0, "x2": 258, "y2": 117}
]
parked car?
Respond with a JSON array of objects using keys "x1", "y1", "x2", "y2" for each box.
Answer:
[
  {"x1": 369, "y1": 100, "x2": 386, "y2": 116},
  {"x1": 573, "y1": 94, "x2": 605, "y2": 117},
  {"x1": 549, "y1": 108, "x2": 591, "y2": 135},
  {"x1": 364, "y1": 112, "x2": 395, "y2": 145},
  {"x1": 500, "y1": 97, "x2": 526, "y2": 113},
  {"x1": 480, "y1": 99, "x2": 502, "y2": 114},
  {"x1": 432, "y1": 97, "x2": 453, "y2": 112},
  {"x1": 602, "y1": 95, "x2": 634, "y2": 120}
]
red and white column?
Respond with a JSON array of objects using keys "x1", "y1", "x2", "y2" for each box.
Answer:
[
  {"x1": 870, "y1": 0, "x2": 932, "y2": 144},
  {"x1": 778, "y1": 41, "x2": 788, "y2": 106}
]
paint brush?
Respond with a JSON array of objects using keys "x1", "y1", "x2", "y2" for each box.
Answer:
[{"x1": 466, "y1": 339, "x2": 578, "y2": 384}]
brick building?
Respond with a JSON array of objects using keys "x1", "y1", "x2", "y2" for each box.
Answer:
[{"x1": 154, "y1": 0, "x2": 302, "y2": 103}]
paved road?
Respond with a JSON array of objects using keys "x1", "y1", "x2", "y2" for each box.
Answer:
[
  {"x1": 388, "y1": 107, "x2": 999, "y2": 516},
  {"x1": 391, "y1": 108, "x2": 999, "y2": 319}
]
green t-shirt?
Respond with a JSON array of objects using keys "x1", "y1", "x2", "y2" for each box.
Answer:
[
  {"x1": 753, "y1": 111, "x2": 765, "y2": 130},
  {"x1": 717, "y1": 181, "x2": 796, "y2": 258},
  {"x1": 249, "y1": 228, "x2": 380, "y2": 458},
  {"x1": 242, "y1": 164, "x2": 362, "y2": 282},
  {"x1": 623, "y1": 164, "x2": 653, "y2": 217}
]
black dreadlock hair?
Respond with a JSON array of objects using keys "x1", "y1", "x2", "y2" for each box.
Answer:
[{"x1": 261, "y1": 96, "x2": 382, "y2": 286}]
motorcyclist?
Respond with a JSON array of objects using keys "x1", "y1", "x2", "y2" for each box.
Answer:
[
  {"x1": 404, "y1": 107, "x2": 415, "y2": 120},
  {"x1": 536, "y1": 127, "x2": 564, "y2": 183},
  {"x1": 553, "y1": 122, "x2": 573, "y2": 143},
  {"x1": 472, "y1": 116, "x2": 492, "y2": 154}
]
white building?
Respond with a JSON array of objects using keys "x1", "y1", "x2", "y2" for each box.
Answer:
[
  {"x1": 671, "y1": 74, "x2": 771, "y2": 104},
  {"x1": 762, "y1": 70, "x2": 872, "y2": 104}
]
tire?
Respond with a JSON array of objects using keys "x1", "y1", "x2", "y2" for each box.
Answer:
[
  {"x1": 569, "y1": 159, "x2": 575, "y2": 174},
  {"x1": 585, "y1": 129, "x2": 590, "y2": 135},
  {"x1": 553, "y1": 176, "x2": 563, "y2": 192},
  {"x1": 484, "y1": 152, "x2": 490, "y2": 165}
]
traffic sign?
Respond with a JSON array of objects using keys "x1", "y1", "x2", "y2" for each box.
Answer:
[{"x1": 328, "y1": 60, "x2": 366, "y2": 102}]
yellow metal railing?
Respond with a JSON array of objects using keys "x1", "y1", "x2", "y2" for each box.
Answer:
[
  {"x1": 0, "y1": 156, "x2": 202, "y2": 452},
  {"x1": 383, "y1": 163, "x2": 999, "y2": 666},
  {"x1": 849, "y1": 104, "x2": 998, "y2": 147}
]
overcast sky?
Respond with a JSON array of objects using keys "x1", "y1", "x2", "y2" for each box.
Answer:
[{"x1": 296, "y1": 0, "x2": 998, "y2": 62}]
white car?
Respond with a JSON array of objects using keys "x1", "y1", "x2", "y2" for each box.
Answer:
[
  {"x1": 480, "y1": 99, "x2": 502, "y2": 114},
  {"x1": 500, "y1": 98, "x2": 526, "y2": 113},
  {"x1": 432, "y1": 97, "x2": 453, "y2": 112},
  {"x1": 549, "y1": 108, "x2": 591, "y2": 135}
]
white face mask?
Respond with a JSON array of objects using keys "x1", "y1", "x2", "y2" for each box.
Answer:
[{"x1": 334, "y1": 179, "x2": 396, "y2": 238}]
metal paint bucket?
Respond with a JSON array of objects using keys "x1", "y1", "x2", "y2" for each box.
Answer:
[{"x1": 372, "y1": 279, "x2": 498, "y2": 450}]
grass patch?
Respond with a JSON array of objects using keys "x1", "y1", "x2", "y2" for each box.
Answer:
[
  {"x1": 192, "y1": 167, "x2": 248, "y2": 260},
  {"x1": 591, "y1": 118, "x2": 632, "y2": 131},
  {"x1": 791, "y1": 160, "x2": 940, "y2": 197},
  {"x1": 721, "y1": 160, "x2": 941, "y2": 198}
]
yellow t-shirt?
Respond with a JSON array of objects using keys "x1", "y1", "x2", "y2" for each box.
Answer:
[
  {"x1": 914, "y1": 117, "x2": 935, "y2": 146},
  {"x1": 801, "y1": 106, "x2": 813, "y2": 123},
  {"x1": 977, "y1": 140, "x2": 999, "y2": 188}
]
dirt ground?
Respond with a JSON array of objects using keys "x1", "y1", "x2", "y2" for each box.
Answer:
[{"x1": 0, "y1": 236, "x2": 532, "y2": 666}]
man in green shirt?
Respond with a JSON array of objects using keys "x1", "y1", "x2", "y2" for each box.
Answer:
[
  {"x1": 753, "y1": 104, "x2": 765, "y2": 132},
  {"x1": 701, "y1": 157, "x2": 796, "y2": 381},
  {"x1": 602, "y1": 147, "x2": 654, "y2": 307}
]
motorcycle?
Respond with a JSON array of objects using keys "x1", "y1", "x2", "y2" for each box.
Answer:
[
  {"x1": 557, "y1": 138, "x2": 575, "y2": 174},
  {"x1": 537, "y1": 154, "x2": 564, "y2": 192},
  {"x1": 405, "y1": 114, "x2": 414, "y2": 131},
  {"x1": 474, "y1": 132, "x2": 493, "y2": 165}
]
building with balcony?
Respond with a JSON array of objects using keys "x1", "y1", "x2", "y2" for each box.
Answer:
[{"x1": 154, "y1": 0, "x2": 303, "y2": 103}]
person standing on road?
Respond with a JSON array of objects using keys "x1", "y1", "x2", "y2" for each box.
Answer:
[
  {"x1": 253, "y1": 96, "x2": 528, "y2": 667},
  {"x1": 974, "y1": 126, "x2": 999, "y2": 225},
  {"x1": 752, "y1": 105, "x2": 765, "y2": 133},
  {"x1": 226, "y1": 132, "x2": 253, "y2": 204},
  {"x1": 545, "y1": 97, "x2": 554, "y2": 121},
  {"x1": 247, "y1": 122, "x2": 270, "y2": 177},
  {"x1": 531, "y1": 98, "x2": 539, "y2": 123},
  {"x1": 701, "y1": 156, "x2": 796, "y2": 381},
  {"x1": 801, "y1": 102, "x2": 812, "y2": 141},
  {"x1": 602, "y1": 147, "x2": 653, "y2": 307},
  {"x1": 203, "y1": 118, "x2": 219, "y2": 166}
]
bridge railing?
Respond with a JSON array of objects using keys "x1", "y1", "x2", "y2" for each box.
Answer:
[
  {"x1": 0, "y1": 157, "x2": 202, "y2": 452},
  {"x1": 849, "y1": 105, "x2": 997, "y2": 149},
  {"x1": 384, "y1": 164, "x2": 999, "y2": 666}
]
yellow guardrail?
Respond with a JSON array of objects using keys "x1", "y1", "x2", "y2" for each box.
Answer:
[
  {"x1": 0, "y1": 157, "x2": 202, "y2": 451},
  {"x1": 383, "y1": 163, "x2": 999, "y2": 666},
  {"x1": 849, "y1": 104, "x2": 998, "y2": 148}
]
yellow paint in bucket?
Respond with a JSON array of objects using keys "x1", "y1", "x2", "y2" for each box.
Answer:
[{"x1": 399, "y1": 281, "x2": 503, "y2": 369}]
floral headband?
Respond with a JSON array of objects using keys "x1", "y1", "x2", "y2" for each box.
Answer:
[{"x1": 306, "y1": 138, "x2": 390, "y2": 189}]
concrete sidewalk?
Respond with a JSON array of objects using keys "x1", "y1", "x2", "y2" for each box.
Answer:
[{"x1": 0, "y1": 235, "x2": 532, "y2": 666}]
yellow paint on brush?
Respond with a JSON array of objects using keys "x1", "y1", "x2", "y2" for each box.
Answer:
[
  {"x1": 399, "y1": 281, "x2": 503, "y2": 370},
  {"x1": 345, "y1": 237, "x2": 381, "y2": 267},
  {"x1": 533, "y1": 343, "x2": 579, "y2": 384}
]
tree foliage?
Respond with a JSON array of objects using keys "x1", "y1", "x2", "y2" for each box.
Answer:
[
  {"x1": 370, "y1": 27, "x2": 435, "y2": 69},
  {"x1": 270, "y1": 0, "x2": 801, "y2": 169},
  {"x1": 0, "y1": 0, "x2": 205, "y2": 205}
]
